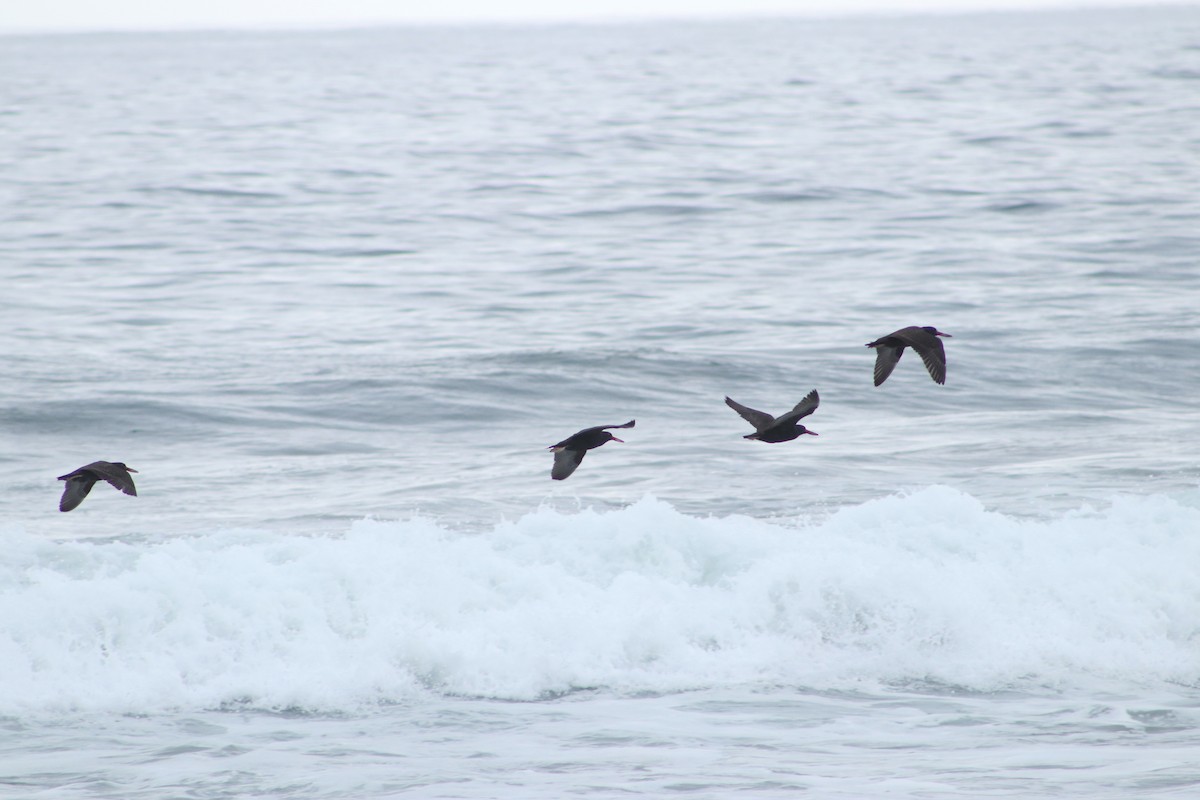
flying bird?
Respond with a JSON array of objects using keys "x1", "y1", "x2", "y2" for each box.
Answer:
[
  {"x1": 548, "y1": 420, "x2": 635, "y2": 480},
  {"x1": 864, "y1": 326, "x2": 952, "y2": 385},
  {"x1": 725, "y1": 390, "x2": 820, "y2": 443},
  {"x1": 57, "y1": 461, "x2": 139, "y2": 512}
]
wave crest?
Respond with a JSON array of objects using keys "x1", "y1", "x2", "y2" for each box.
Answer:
[{"x1": 2, "y1": 487, "x2": 1199, "y2": 714}]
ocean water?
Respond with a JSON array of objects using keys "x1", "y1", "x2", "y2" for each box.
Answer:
[{"x1": 3, "y1": 6, "x2": 1200, "y2": 797}]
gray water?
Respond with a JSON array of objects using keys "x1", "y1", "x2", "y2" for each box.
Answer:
[{"x1": 3, "y1": 7, "x2": 1200, "y2": 798}]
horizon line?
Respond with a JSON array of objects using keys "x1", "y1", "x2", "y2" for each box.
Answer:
[{"x1": 1, "y1": 1, "x2": 1193, "y2": 38}]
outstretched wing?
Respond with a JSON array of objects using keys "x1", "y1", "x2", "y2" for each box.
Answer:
[
  {"x1": 774, "y1": 389, "x2": 820, "y2": 425},
  {"x1": 551, "y1": 447, "x2": 586, "y2": 480},
  {"x1": 89, "y1": 462, "x2": 138, "y2": 496},
  {"x1": 59, "y1": 477, "x2": 96, "y2": 512},
  {"x1": 872, "y1": 344, "x2": 904, "y2": 386},
  {"x1": 600, "y1": 420, "x2": 636, "y2": 432},
  {"x1": 893, "y1": 327, "x2": 947, "y2": 384},
  {"x1": 724, "y1": 397, "x2": 775, "y2": 432}
]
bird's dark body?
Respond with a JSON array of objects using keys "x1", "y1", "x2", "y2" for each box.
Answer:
[
  {"x1": 548, "y1": 420, "x2": 635, "y2": 480},
  {"x1": 865, "y1": 325, "x2": 951, "y2": 386},
  {"x1": 551, "y1": 428, "x2": 619, "y2": 452},
  {"x1": 57, "y1": 461, "x2": 139, "y2": 512},
  {"x1": 748, "y1": 427, "x2": 808, "y2": 443},
  {"x1": 725, "y1": 390, "x2": 820, "y2": 443}
]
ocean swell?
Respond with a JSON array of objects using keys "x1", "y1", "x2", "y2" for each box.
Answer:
[{"x1": 2, "y1": 486, "x2": 1199, "y2": 715}]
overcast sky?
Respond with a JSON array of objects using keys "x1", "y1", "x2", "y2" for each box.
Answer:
[{"x1": 0, "y1": 0, "x2": 1182, "y2": 33}]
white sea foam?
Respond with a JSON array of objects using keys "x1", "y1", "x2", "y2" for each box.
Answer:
[{"x1": 2, "y1": 486, "x2": 1198, "y2": 716}]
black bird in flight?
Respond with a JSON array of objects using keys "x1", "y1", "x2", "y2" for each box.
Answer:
[
  {"x1": 865, "y1": 326, "x2": 952, "y2": 385},
  {"x1": 548, "y1": 421, "x2": 635, "y2": 480},
  {"x1": 57, "y1": 461, "x2": 139, "y2": 512},
  {"x1": 725, "y1": 390, "x2": 820, "y2": 443}
]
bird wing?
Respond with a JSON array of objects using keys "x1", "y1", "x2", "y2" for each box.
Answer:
[
  {"x1": 872, "y1": 344, "x2": 904, "y2": 386},
  {"x1": 724, "y1": 397, "x2": 775, "y2": 432},
  {"x1": 59, "y1": 477, "x2": 96, "y2": 512},
  {"x1": 88, "y1": 462, "x2": 138, "y2": 496},
  {"x1": 551, "y1": 447, "x2": 586, "y2": 480},
  {"x1": 774, "y1": 389, "x2": 820, "y2": 425},
  {"x1": 601, "y1": 420, "x2": 636, "y2": 431},
  {"x1": 893, "y1": 327, "x2": 947, "y2": 384}
]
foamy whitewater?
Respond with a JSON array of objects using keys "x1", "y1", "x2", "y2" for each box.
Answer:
[
  {"x1": 5, "y1": 489, "x2": 1200, "y2": 714},
  {"x1": 4, "y1": 7, "x2": 1200, "y2": 798}
]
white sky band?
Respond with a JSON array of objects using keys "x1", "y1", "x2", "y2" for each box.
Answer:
[{"x1": 1, "y1": 0, "x2": 1185, "y2": 34}]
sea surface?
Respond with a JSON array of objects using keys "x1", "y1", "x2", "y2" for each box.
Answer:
[{"x1": 3, "y1": 6, "x2": 1200, "y2": 797}]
